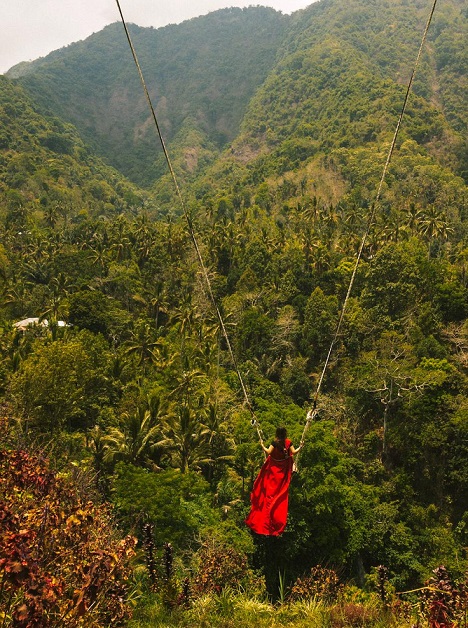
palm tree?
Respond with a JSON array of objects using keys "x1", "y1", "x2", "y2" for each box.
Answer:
[
  {"x1": 43, "y1": 203, "x2": 60, "y2": 229},
  {"x1": 3, "y1": 283, "x2": 29, "y2": 317},
  {"x1": 405, "y1": 202, "x2": 424, "y2": 236},
  {"x1": 22, "y1": 255, "x2": 53, "y2": 285},
  {"x1": 162, "y1": 405, "x2": 211, "y2": 473},
  {"x1": 199, "y1": 402, "x2": 235, "y2": 483},
  {"x1": 5, "y1": 327, "x2": 34, "y2": 372},
  {"x1": 169, "y1": 367, "x2": 207, "y2": 407},
  {"x1": 124, "y1": 322, "x2": 162, "y2": 371},
  {"x1": 136, "y1": 239, "x2": 153, "y2": 267},
  {"x1": 418, "y1": 206, "x2": 453, "y2": 242},
  {"x1": 379, "y1": 209, "x2": 409, "y2": 244},
  {"x1": 110, "y1": 215, "x2": 132, "y2": 263},
  {"x1": 41, "y1": 272, "x2": 75, "y2": 322},
  {"x1": 145, "y1": 281, "x2": 169, "y2": 329},
  {"x1": 310, "y1": 241, "x2": 331, "y2": 275},
  {"x1": 189, "y1": 330, "x2": 226, "y2": 379},
  {"x1": 171, "y1": 297, "x2": 202, "y2": 360},
  {"x1": 103, "y1": 405, "x2": 170, "y2": 468},
  {"x1": 87, "y1": 233, "x2": 110, "y2": 276},
  {"x1": 109, "y1": 353, "x2": 131, "y2": 397},
  {"x1": 301, "y1": 196, "x2": 323, "y2": 226},
  {"x1": 171, "y1": 298, "x2": 201, "y2": 338},
  {"x1": 89, "y1": 426, "x2": 108, "y2": 474}
]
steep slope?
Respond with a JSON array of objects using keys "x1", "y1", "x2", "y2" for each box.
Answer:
[
  {"x1": 190, "y1": 0, "x2": 467, "y2": 221},
  {"x1": 0, "y1": 75, "x2": 144, "y2": 231},
  {"x1": 9, "y1": 8, "x2": 288, "y2": 187},
  {"x1": 234, "y1": 0, "x2": 466, "y2": 169},
  {"x1": 6, "y1": 0, "x2": 466, "y2": 208}
]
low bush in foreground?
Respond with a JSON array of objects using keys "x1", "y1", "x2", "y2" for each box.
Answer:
[{"x1": 0, "y1": 448, "x2": 136, "y2": 627}]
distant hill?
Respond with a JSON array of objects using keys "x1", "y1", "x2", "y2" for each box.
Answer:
[
  {"x1": 9, "y1": 8, "x2": 288, "y2": 187},
  {"x1": 7, "y1": 0, "x2": 467, "y2": 199},
  {"x1": 0, "y1": 75, "x2": 143, "y2": 232},
  {"x1": 228, "y1": 0, "x2": 466, "y2": 177}
]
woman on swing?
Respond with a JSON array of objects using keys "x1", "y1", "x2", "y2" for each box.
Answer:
[{"x1": 245, "y1": 427, "x2": 301, "y2": 536}]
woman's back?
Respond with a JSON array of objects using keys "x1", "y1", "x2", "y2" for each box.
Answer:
[{"x1": 270, "y1": 437, "x2": 291, "y2": 461}]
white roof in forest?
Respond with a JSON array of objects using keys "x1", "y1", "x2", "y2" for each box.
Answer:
[{"x1": 13, "y1": 318, "x2": 67, "y2": 330}]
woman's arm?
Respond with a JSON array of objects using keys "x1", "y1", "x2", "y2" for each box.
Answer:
[
  {"x1": 262, "y1": 444, "x2": 274, "y2": 455},
  {"x1": 289, "y1": 444, "x2": 302, "y2": 456}
]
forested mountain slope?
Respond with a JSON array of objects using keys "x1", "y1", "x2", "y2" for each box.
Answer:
[
  {"x1": 9, "y1": 7, "x2": 288, "y2": 187},
  {"x1": 9, "y1": 0, "x2": 467, "y2": 196},
  {"x1": 249, "y1": 0, "x2": 467, "y2": 142},
  {"x1": 0, "y1": 75, "x2": 143, "y2": 230},
  {"x1": 189, "y1": 0, "x2": 467, "y2": 273},
  {"x1": 1, "y1": 1, "x2": 468, "y2": 625},
  {"x1": 204, "y1": 0, "x2": 466, "y2": 195}
]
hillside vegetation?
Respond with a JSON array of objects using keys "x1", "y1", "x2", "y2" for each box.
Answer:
[
  {"x1": 1, "y1": 0, "x2": 468, "y2": 626},
  {"x1": 0, "y1": 76, "x2": 144, "y2": 229},
  {"x1": 10, "y1": 8, "x2": 288, "y2": 187}
]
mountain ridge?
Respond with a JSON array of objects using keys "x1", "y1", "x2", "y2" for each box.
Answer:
[
  {"x1": 9, "y1": 0, "x2": 466, "y2": 197},
  {"x1": 9, "y1": 7, "x2": 289, "y2": 187},
  {"x1": 0, "y1": 75, "x2": 144, "y2": 234}
]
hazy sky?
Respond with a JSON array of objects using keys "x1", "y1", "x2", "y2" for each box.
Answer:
[{"x1": 1, "y1": 1, "x2": 315, "y2": 74}]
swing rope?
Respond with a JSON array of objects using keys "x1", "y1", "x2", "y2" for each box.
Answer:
[
  {"x1": 296, "y1": 0, "x2": 439, "y2": 460},
  {"x1": 115, "y1": 0, "x2": 438, "y2": 457},
  {"x1": 114, "y1": 0, "x2": 265, "y2": 446}
]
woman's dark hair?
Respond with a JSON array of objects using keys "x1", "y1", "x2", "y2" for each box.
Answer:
[
  {"x1": 275, "y1": 427, "x2": 287, "y2": 441},
  {"x1": 274, "y1": 427, "x2": 287, "y2": 450}
]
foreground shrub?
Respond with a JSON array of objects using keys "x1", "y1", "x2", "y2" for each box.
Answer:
[
  {"x1": 129, "y1": 589, "x2": 410, "y2": 628},
  {"x1": 0, "y1": 449, "x2": 136, "y2": 627},
  {"x1": 289, "y1": 565, "x2": 343, "y2": 602},
  {"x1": 419, "y1": 565, "x2": 468, "y2": 628},
  {"x1": 193, "y1": 540, "x2": 261, "y2": 596},
  {"x1": 330, "y1": 602, "x2": 380, "y2": 627}
]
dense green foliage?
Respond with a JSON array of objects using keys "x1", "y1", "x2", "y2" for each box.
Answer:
[
  {"x1": 1, "y1": 0, "x2": 468, "y2": 625},
  {"x1": 0, "y1": 76, "x2": 144, "y2": 230}
]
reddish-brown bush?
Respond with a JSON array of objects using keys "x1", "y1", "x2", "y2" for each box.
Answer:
[
  {"x1": 193, "y1": 542, "x2": 250, "y2": 595},
  {"x1": 289, "y1": 565, "x2": 343, "y2": 602},
  {"x1": 0, "y1": 449, "x2": 136, "y2": 627},
  {"x1": 419, "y1": 566, "x2": 468, "y2": 628},
  {"x1": 330, "y1": 602, "x2": 379, "y2": 627}
]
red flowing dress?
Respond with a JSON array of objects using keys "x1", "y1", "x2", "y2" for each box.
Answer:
[{"x1": 245, "y1": 439, "x2": 293, "y2": 536}]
